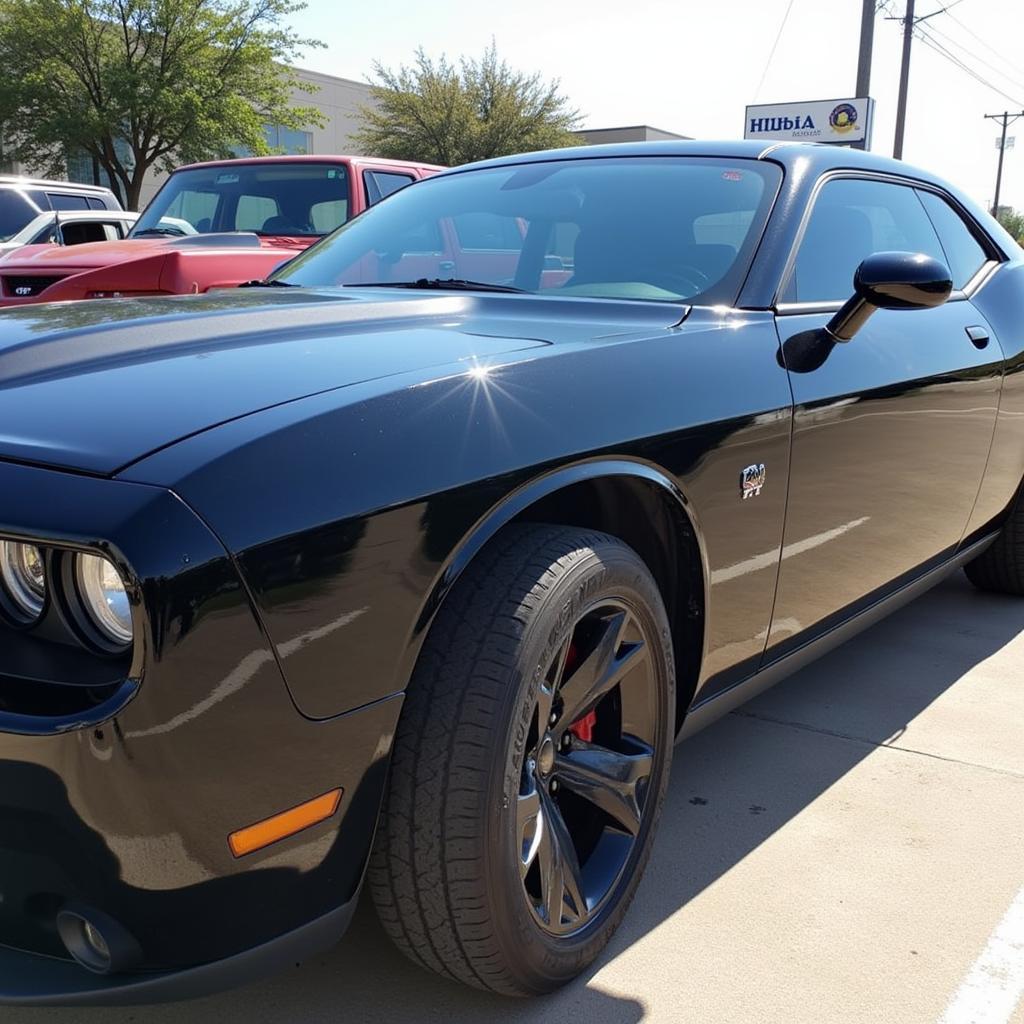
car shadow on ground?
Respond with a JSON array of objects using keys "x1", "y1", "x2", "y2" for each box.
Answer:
[{"x1": 7, "y1": 571, "x2": 1024, "y2": 1024}]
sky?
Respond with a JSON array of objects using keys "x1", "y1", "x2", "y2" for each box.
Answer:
[{"x1": 287, "y1": 0, "x2": 1024, "y2": 213}]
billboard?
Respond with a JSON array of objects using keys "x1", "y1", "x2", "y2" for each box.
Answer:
[{"x1": 744, "y1": 97, "x2": 874, "y2": 146}]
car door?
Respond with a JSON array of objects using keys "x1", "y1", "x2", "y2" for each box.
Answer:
[{"x1": 766, "y1": 174, "x2": 1003, "y2": 660}]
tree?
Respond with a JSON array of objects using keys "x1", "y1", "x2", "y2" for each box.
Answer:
[
  {"x1": 0, "y1": 0, "x2": 324, "y2": 209},
  {"x1": 353, "y1": 44, "x2": 581, "y2": 167},
  {"x1": 996, "y1": 206, "x2": 1024, "y2": 245}
]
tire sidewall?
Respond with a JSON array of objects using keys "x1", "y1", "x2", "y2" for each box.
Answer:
[{"x1": 484, "y1": 537, "x2": 676, "y2": 993}]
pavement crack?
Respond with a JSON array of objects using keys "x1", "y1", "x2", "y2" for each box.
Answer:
[{"x1": 730, "y1": 709, "x2": 1024, "y2": 780}]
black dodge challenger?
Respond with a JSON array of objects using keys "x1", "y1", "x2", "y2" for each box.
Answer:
[{"x1": 1, "y1": 141, "x2": 1023, "y2": 1004}]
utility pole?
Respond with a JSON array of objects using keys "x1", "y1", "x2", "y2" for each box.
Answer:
[
  {"x1": 853, "y1": 0, "x2": 875, "y2": 151},
  {"x1": 892, "y1": 0, "x2": 915, "y2": 159},
  {"x1": 887, "y1": 1, "x2": 946, "y2": 160},
  {"x1": 985, "y1": 111, "x2": 1024, "y2": 217}
]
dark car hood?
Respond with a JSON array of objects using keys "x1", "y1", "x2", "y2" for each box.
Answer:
[{"x1": 0, "y1": 288, "x2": 682, "y2": 475}]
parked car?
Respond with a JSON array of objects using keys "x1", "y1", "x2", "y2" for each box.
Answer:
[
  {"x1": 0, "y1": 176, "x2": 121, "y2": 245},
  {"x1": 0, "y1": 156, "x2": 441, "y2": 305},
  {"x1": 1, "y1": 140, "x2": 1023, "y2": 1006},
  {"x1": 0, "y1": 210, "x2": 141, "y2": 256}
]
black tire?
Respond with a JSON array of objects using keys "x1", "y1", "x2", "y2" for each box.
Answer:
[
  {"x1": 369, "y1": 523, "x2": 676, "y2": 996},
  {"x1": 964, "y1": 486, "x2": 1024, "y2": 594}
]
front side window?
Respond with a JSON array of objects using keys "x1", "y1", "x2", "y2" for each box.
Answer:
[
  {"x1": 276, "y1": 157, "x2": 781, "y2": 304},
  {"x1": 131, "y1": 163, "x2": 350, "y2": 238},
  {"x1": 364, "y1": 171, "x2": 415, "y2": 206},
  {"x1": 784, "y1": 177, "x2": 949, "y2": 304},
  {"x1": 47, "y1": 193, "x2": 90, "y2": 211}
]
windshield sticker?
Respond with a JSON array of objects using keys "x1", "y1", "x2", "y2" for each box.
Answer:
[
  {"x1": 215, "y1": 173, "x2": 240, "y2": 184},
  {"x1": 722, "y1": 170, "x2": 743, "y2": 182}
]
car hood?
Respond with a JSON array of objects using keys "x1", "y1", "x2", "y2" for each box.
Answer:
[{"x1": 0, "y1": 288, "x2": 681, "y2": 475}]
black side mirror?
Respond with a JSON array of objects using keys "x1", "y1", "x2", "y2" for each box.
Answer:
[{"x1": 826, "y1": 251, "x2": 953, "y2": 341}]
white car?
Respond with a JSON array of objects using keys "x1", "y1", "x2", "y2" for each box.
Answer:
[{"x1": 0, "y1": 211, "x2": 194, "y2": 257}]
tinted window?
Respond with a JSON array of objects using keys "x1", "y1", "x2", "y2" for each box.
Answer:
[
  {"x1": 277, "y1": 157, "x2": 781, "y2": 304},
  {"x1": 364, "y1": 170, "x2": 415, "y2": 206},
  {"x1": 917, "y1": 190, "x2": 989, "y2": 289},
  {"x1": 0, "y1": 190, "x2": 37, "y2": 241},
  {"x1": 60, "y1": 221, "x2": 110, "y2": 245},
  {"x1": 133, "y1": 163, "x2": 349, "y2": 237},
  {"x1": 786, "y1": 178, "x2": 948, "y2": 303},
  {"x1": 86, "y1": 196, "x2": 107, "y2": 210},
  {"x1": 47, "y1": 193, "x2": 90, "y2": 211}
]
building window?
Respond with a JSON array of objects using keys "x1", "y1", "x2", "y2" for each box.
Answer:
[{"x1": 263, "y1": 125, "x2": 313, "y2": 155}]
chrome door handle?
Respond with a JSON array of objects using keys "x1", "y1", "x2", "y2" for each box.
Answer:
[{"x1": 966, "y1": 325, "x2": 990, "y2": 349}]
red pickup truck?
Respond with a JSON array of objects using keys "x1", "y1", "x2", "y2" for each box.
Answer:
[{"x1": 0, "y1": 155, "x2": 441, "y2": 307}]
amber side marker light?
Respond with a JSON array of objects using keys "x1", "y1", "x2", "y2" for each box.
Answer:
[{"x1": 228, "y1": 788, "x2": 343, "y2": 858}]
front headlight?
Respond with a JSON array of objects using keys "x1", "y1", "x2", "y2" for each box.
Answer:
[
  {"x1": 0, "y1": 540, "x2": 46, "y2": 622},
  {"x1": 75, "y1": 553, "x2": 133, "y2": 646}
]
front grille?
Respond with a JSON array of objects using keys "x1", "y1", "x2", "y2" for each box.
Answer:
[{"x1": 2, "y1": 275, "x2": 65, "y2": 298}]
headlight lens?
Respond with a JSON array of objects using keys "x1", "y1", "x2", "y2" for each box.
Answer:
[
  {"x1": 0, "y1": 540, "x2": 46, "y2": 621},
  {"x1": 75, "y1": 553, "x2": 132, "y2": 646}
]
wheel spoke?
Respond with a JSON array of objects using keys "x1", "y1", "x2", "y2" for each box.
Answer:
[
  {"x1": 554, "y1": 739, "x2": 653, "y2": 836},
  {"x1": 517, "y1": 785, "x2": 543, "y2": 877},
  {"x1": 557, "y1": 611, "x2": 647, "y2": 725},
  {"x1": 536, "y1": 789, "x2": 587, "y2": 927}
]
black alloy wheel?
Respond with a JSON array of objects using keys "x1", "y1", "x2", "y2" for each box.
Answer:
[
  {"x1": 517, "y1": 601, "x2": 660, "y2": 937},
  {"x1": 370, "y1": 524, "x2": 676, "y2": 996}
]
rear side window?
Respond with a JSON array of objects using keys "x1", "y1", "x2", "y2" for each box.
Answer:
[
  {"x1": 47, "y1": 193, "x2": 90, "y2": 211},
  {"x1": 86, "y1": 196, "x2": 107, "y2": 210},
  {"x1": 364, "y1": 170, "x2": 414, "y2": 206},
  {"x1": 785, "y1": 178, "x2": 947, "y2": 303},
  {"x1": 916, "y1": 190, "x2": 990, "y2": 289}
]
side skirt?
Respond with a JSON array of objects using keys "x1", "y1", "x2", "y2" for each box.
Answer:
[{"x1": 677, "y1": 533, "x2": 998, "y2": 742}]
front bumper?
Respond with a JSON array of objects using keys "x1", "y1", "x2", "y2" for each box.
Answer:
[
  {"x1": 0, "y1": 896, "x2": 355, "y2": 1006},
  {"x1": 0, "y1": 459, "x2": 402, "y2": 1003}
]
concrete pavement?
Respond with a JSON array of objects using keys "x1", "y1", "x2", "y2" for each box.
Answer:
[{"x1": 9, "y1": 569, "x2": 1024, "y2": 1023}]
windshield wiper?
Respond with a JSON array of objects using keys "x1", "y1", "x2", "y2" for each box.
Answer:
[
  {"x1": 351, "y1": 278, "x2": 527, "y2": 294},
  {"x1": 131, "y1": 227, "x2": 185, "y2": 237},
  {"x1": 239, "y1": 278, "x2": 296, "y2": 288}
]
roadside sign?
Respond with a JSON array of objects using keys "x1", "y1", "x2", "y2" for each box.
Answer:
[
  {"x1": 744, "y1": 97, "x2": 874, "y2": 146},
  {"x1": 996, "y1": 136, "x2": 1016, "y2": 150}
]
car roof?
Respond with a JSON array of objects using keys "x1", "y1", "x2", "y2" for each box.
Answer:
[
  {"x1": 27, "y1": 209, "x2": 137, "y2": 222},
  {"x1": 0, "y1": 175, "x2": 117, "y2": 195},
  {"x1": 431, "y1": 139, "x2": 939, "y2": 185},
  {"x1": 176, "y1": 155, "x2": 444, "y2": 172}
]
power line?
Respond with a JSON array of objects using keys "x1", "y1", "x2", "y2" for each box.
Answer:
[
  {"x1": 753, "y1": 0, "x2": 797, "y2": 103},
  {"x1": 922, "y1": 20, "x2": 1024, "y2": 94},
  {"x1": 915, "y1": 24, "x2": 1024, "y2": 107},
  {"x1": 945, "y1": 7, "x2": 1021, "y2": 80}
]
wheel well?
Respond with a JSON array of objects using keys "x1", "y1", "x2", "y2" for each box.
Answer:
[{"x1": 513, "y1": 476, "x2": 705, "y2": 733}]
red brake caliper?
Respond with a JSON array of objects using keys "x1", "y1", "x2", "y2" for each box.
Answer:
[
  {"x1": 569, "y1": 710, "x2": 597, "y2": 743},
  {"x1": 561, "y1": 640, "x2": 597, "y2": 742}
]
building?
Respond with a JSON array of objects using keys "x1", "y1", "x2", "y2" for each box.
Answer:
[
  {"x1": 573, "y1": 125, "x2": 691, "y2": 145},
  {"x1": 6, "y1": 66, "x2": 690, "y2": 209}
]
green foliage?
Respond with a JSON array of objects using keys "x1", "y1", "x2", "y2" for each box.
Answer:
[
  {"x1": 996, "y1": 207, "x2": 1024, "y2": 245},
  {"x1": 0, "y1": 0, "x2": 324, "y2": 208},
  {"x1": 353, "y1": 43, "x2": 582, "y2": 167}
]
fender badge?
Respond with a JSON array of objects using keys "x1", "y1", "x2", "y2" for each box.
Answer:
[{"x1": 741, "y1": 464, "x2": 766, "y2": 500}]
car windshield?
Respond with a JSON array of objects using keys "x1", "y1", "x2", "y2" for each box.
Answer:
[
  {"x1": 274, "y1": 156, "x2": 781, "y2": 304},
  {"x1": 131, "y1": 162, "x2": 350, "y2": 238}
]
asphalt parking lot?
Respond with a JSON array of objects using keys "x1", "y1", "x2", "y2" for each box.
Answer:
[{"x1": 10, "y1": 569, "x2": 1024, "y2": 1023}]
